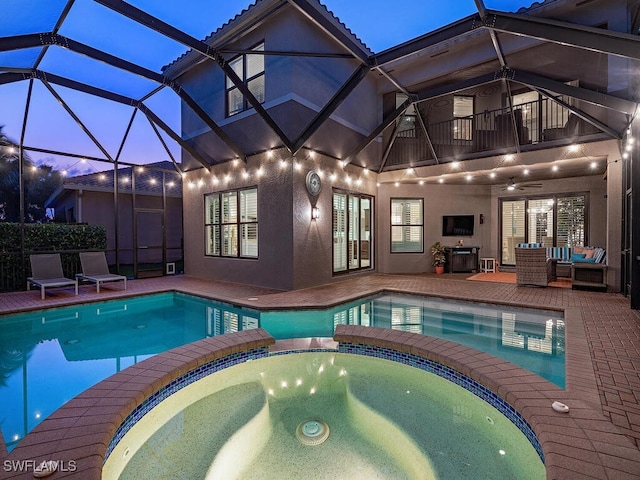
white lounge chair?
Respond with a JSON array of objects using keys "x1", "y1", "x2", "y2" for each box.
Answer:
[
  {"x1": 27, "y1": 253, "x2": 79, "y2": 300},
  {"x1": 77, "y1": 252, "x2": 127, "y2": 293}
]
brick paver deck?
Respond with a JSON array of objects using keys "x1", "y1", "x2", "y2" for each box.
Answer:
[{"x1": 0, "y1": 272, "x2": 638, "y2": 477}]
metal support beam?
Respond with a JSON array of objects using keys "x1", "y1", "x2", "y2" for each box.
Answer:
[
  {"x1": 510, "y1": 70, "x2": 638, "y2": 115},
  {"x1": 528, "y1": 85, "x2": 621, "y2": 139},
  {"x1": 95, "y1": 0, "x2": 292, "y2": 151},
  {"x1": 477, "y1": 10, "x2": 640, "y2": 61},
  {"x1": 372, "y1": 17, "x2": 476, "y2": 66},
  {"x1": 39, "y1": 78, "x2": 115, "y2": 162},
  {"x1": 172, "y1": 86, "x2": 246, "y2": 162},
  {"x1": 378, "y1": 110, "x2": 405, "y2": 173},
  {"x1": 503, "y1": 80, "x2": 521, "y2": 153},
  {"x1": 286, "y1": 0, "x2": 370, "y2": 64},
  {"x1": 474, "y1": 0, "x2": 506, "y2": 67},
  {"x1": 415, "y1": 106, "x2": 439, "y2": 164},
  {"x1": 26, "y1": 70, "x2": 216, "y2": 169},
  {"x1": 137, "y1": 103, "x2": 215, "y2": 170},
  {"x1": 342, "y1": 99, "x2": 411, "y2": 167},
  {"x1": 291, "y1": 64, "x2": 370, "y2": 155},
  {"x1": 415, "y1": 72, "x2": 498, "y2": 102},
  {"x1": 145, "y1": 115, "x2": 184, "y2": 174},
  {"x1": 0, "y1": 33, "x2": 169, "y2": 85}
]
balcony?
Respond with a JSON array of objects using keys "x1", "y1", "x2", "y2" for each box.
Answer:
[{"x1": 386, "y1": 98, "x2": 606, "y2": 168}]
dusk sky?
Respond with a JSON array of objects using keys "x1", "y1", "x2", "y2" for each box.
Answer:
[{"x1": 0, "y1": 0, "x2": 534, "y2": 175}]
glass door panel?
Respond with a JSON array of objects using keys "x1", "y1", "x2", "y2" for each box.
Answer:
[
  {"x1": 333, "y1": 193, "x2": 347, "y2": 272},
  {"x1": 501, "y1": 200, "x2": 525, "y2": 265},
  {"x1": 360, "y1": 197, "x2": 371, "y2": 268},
  {"x1": 348, "y1": 196, "x2": 360, "y2": 269},
  {"x1": 527, "y1": 198, "x2": 554, "y2": 245}
]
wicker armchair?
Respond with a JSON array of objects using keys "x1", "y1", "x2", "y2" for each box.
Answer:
[{"x1": 515, "y1": 247, "x2": 557, "y2": 287}]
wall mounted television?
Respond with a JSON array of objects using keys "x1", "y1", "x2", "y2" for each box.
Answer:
[{"x1": 442, "y1": 215, "x2": 474, "y2": 236}]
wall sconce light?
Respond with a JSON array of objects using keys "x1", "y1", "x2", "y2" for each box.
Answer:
[{"x1": 311, "y1": 206, "x2": 320, "y2": 220}]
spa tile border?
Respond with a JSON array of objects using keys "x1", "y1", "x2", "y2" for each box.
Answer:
[
  {"x1": 334, "y1": 325, "x2": 640, "y2": 480},
  {"x1": 1, "y1": 329, "x2": 275, "y2": 480}
]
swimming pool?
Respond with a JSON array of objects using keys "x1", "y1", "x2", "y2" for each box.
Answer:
[
  {"x1": 103, "y1": 352, "x2": 546, "y2": 479},
  {"x1": 0, "y1": 291, "x2": 563, "y2": 451}
]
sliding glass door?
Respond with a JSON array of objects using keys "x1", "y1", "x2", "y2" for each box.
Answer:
[
  {"x1": 500, "y1": 194, "x2": 587, "y2": 266},
  {"x1": 333, "y1": 191, "x2": 373, "y2": 273}
]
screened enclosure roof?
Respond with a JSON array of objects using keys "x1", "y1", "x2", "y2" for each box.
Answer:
[{"x1": 1, "y1": 0, "x2": 638, "y2": 176}]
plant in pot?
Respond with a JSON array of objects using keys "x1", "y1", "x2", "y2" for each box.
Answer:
[{"x1": 431, "y1": 241, "x2": 446, "y2": 274}]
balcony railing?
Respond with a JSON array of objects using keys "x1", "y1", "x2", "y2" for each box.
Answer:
[{"x1": 388, "y1": 98, "x2": 603, "y2": 168}]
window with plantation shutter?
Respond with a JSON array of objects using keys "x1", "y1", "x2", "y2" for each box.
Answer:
[
  {"x1": 557, "y1": 196, "x2": 585, "y2": 247},
  {"x1": 391, "y1": 198, "x2": 423, "y2": 253},
  {"x1": 226, "y1": 42, "x2": 265, "y2": 116},
  {"x1": 205, "y1": 188, "x2": 258, "y2": 258}
]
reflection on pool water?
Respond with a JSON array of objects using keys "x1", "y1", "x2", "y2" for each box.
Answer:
[
  {"x1": 0, "y1": 292, "x2": 564, "y2": 451},
  {"x1": 104, "y1": 353, "x2": 546, "y2": 480}
]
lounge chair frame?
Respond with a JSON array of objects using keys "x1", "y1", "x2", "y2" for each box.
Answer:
[
  {"x1": 27, "y1": 253, "x2": 79, "y2": 300},
  {"x1": 76, "y1": 252, "x2": 127, "y2": 293}
]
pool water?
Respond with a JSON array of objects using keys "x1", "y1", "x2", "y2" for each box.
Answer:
[
  {"x1": 104, "y1": 353, "x2": 546, "y2": 480},
  {"x1": 0, "y1": 292, "x2": 564, "y2": 451}
]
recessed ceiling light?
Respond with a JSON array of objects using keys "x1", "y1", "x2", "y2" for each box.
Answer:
[
  {"x1": 451, "y1": 161, "x2": 460, "y2": 169},
  {"x1": 489, "y1": 172, "x2": 496, "y2": 179},
  {"x1": 505, "y1": 154, "x2": 514, "y2": 161},
  {"x1": 552, "y1": 165, "x2": 559, "y2": 172},
  {"x1": 568, "y1": 144, "x2": 579, "y2": 152},
  {"x1": 590, "y1": 161, "x2": 597, "y2": 169},
  {"x1": 523, "y1": 169, "x2": 529, "y2": 175},
  {"x1": 394, "y1": 181, "x2": 399, "y2": 187},
  {"x1": 438, "y1": 178, "x2": 444, "y2": 184},
  {"x1": 419, "y1": 180, "x2": 425, "y2": 185},
  {"x1": 465, "y1": 174, "x2": 472, "y2": 181}
]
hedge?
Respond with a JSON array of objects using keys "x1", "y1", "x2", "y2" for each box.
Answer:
[{"x1": 0, "y1": 223, "x2": 107, "y2": 291}]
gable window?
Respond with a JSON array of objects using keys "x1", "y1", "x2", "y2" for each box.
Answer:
[
  {"x1": 391, "y1": 198, "x2": 423, "y2": 253},
  {"x1": 205, "y1": 188, "x2": 258, "y2": 257},
  {"x1": 226, "y1": 42, "x2": 265, "y2": 116},
  {"x1": 333, "y1": 191, "x2": 373, "y2": 273},
  {"x1": 453, "y1": 95, "x2": 474, "y2": 141}
]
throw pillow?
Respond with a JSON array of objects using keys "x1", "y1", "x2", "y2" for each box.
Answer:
[
  {"x1": 584, "y1": 249, "x2": 596, "y2": 259},
  {"x1": 570, "y1": 253, "x2": 586, "y2": 262},
  {"x1": 574, "y1": 257, "x2": 596, "y2": 263}
]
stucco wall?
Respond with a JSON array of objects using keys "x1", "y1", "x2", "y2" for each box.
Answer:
[
  {"x1": 376, "y1": 183, "x2": 492, "y2": 274},
  {"x1": 182, "y1": 150, "x2": 294, "y2": 291}
]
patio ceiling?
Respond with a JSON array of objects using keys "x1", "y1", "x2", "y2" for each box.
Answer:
[{"x1": 0, "y1": 0, "x2": 638, "y2": 175}]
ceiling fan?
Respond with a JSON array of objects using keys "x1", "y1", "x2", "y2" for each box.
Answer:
[{"x1": 503, "y1": 177, "x2": 543, "y2": 191}]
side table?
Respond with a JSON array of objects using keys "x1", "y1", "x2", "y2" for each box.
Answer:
[{"x1": 480, "y1": 257, "x2": 496, "y2": 273}]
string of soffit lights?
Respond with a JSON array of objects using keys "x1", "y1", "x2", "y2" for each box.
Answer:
[
  {"x1": 185, "y1": 147, "x2": 372, "y2": 190},
  {"x1": 1, "y1": 144, "x2": 181, "y2": 189},
  {"x1": 383, "y1": 142, "x2": 606, "y2": 186}
]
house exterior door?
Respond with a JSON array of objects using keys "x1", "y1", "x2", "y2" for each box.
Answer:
[{"x1": 134, "y1": 209, "x2": 165, "y2": 278}]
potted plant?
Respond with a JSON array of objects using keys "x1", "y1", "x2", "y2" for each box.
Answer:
[{"x1": 431, "y1": 241, "x2": 446, "y2": 274}]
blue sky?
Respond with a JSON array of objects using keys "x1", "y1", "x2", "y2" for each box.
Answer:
[{"x1": 0, "y1": 0, "x2": 534, "y2": 174}]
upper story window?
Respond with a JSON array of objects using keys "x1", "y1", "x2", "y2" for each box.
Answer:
[
  {"x1": 226, "y1": 43, "x2": 265, "y2": 117},
  {"x1": 453, "y1": 95, "x2": 474, "y2": 141}
]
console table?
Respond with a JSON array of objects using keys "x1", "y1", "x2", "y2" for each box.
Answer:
[{"x1": 445, "y1": 246, "x2": 480, "y2": 273}]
